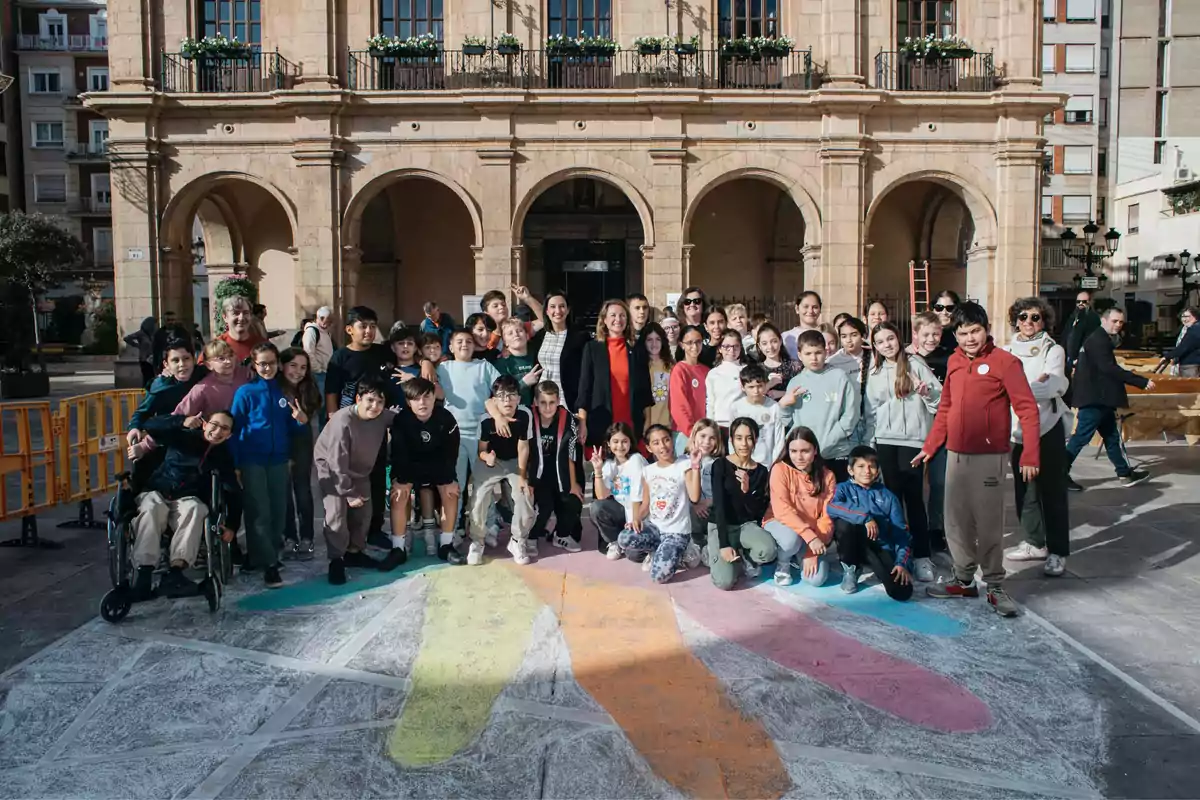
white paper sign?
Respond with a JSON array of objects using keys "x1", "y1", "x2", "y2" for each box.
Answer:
[
  {"x1": 665, "y1": 292, "x2": 681, "y2": 311},
  {"x1": 462, "y1": 295, "x2": 484, "y2": 323},
  {"x1": 126, "y1": 248, "x2": 145, "y2": 261}
]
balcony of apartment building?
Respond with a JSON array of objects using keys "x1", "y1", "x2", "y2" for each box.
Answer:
[
  {"x1": 16, "y1": 34, "x2": 107, "y2": 52},
  {"x1": 64, "y1": 141, "x2": 109, "y2": 163},
  {"x1": 65, "y1": 196, "x2": 112, "y2": 216}
]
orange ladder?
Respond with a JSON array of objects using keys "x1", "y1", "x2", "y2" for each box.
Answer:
[{"x1": 909, "y1": 259, "x2": 931, "y2": 313}]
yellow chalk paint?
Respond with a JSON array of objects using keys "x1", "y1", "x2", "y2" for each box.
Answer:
[{"x1": 388, "y1": 563, "x2": 541, "y2": 767}]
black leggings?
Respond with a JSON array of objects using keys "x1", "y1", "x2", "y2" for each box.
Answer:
[
  {"x1": 1011, "y1": 419, "x2": 1071, "y2": 557},
  {"x1": 876, "y1": 443, "x2": 930, "y2": 559},
  {"x1": 590, "y1": 496, "x2": 625, "y2": 553},
  {"x1": 834, "y1": 518, "x2": 914, "y2": 601},
  {"x1": 531, "y1": 482, "x2": 583, "y2": 542}
]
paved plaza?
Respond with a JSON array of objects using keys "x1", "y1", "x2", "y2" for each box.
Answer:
[{"x1": 0, "y1": 442, "x2": 1198, "y2": 799}]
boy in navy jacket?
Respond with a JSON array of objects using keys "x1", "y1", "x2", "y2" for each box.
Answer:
[{"x1": 827, "y1": 445, "x2": 913, "y2": 601}]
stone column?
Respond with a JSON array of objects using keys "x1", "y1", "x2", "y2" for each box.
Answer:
[
  {"x1": 817, "y1": 138, "x2": 867, "y2": 316},
  {"x1": 821, "y1": 0, "x2": 864, "y2": 86},
  {"x1": 992, "y1": 145, "x2": 1043, "y2": 330},
  {"x1": 109, "y1": 0, "x2": 154, "y2": 90},
  {"x1": 340, "y1": 247, "x2": 363, "y2": 316},
  {"x1": 290, "y1": 0, "x2": 338, "y2": 87},
  {"x1": 109, "y1": 144, "x2": 158, "y2": 340},
  {"x1": 477, "y1": 147, "x2": 517, "y2": 291},
  {"x1": 292, "y1": 139, "x2": 343, "y2": 321},
  {"x1": 681, "y1": 244, "x2": 695, "y2": 289},
  {"x1": 648, "y1": 145, "x2": 686, "y2": 307},
  {"x1": 965, "y1": 245, "x2": 997, "y2": 312}
]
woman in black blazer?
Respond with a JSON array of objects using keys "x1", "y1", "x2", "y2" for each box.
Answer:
[
  {"x1": 530, "y1": 290, "x2": 590, "y2": 412},
  {"x1": 577, "y1": 299, "x2": 652, "y2": 448}
]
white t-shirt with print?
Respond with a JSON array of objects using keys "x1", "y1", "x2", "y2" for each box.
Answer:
[
  {"x1": 601, "y1": 454, "x2": 647, "y2": 521},
  {"x1": 642, "y1": 459, "x2": 693, "y2": 535},
  {"x1": 728, "y1": 396, "x2": 785, "y2": 465}
]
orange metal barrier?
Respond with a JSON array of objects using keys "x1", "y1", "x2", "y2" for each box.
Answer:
[{"x1": 0, "y1": 389, "x2": 143, "y2": 547}]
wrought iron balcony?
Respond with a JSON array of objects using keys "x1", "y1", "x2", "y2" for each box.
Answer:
[
  {"x1": 17, "y1": 34, "x2": 106, "y2": 51},
  {"x1": 347, "y1": 47, "x2": 813, "y2": 91},
  {"x1": 64, "y1": 142, "x2": 109, "y2": 161},
  {"x1": 66, "y1": 197, "x2": 112, "y2": 215},
  {"x1": 160, "y1": 51, "x2": 299, "y2": 93},
  {"x1": 873, "y1": 50, "x2": 996, "y2": 92}
]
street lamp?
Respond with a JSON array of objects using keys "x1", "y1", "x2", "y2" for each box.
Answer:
[
  {"x1": 1060, "y1": 220, "x2": 1119, "y2": 291},
  {"x1": 190, "y1": 237, "x2": 205, "y2": 265},
  {"x1": 1160, "y1": 249, "x2": 1200, "y2": 311}
]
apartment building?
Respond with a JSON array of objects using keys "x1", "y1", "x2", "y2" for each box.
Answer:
[
  {"x1": 14, "y1": 0, "x2": 111, "y2": 291},
  {"x1": 90, "y1": 0, "x2": 1056, "y2": 337},
  {"x1": 1103, "y1": 0, "x2": 1200, "y2": 338},
  {"x1": 1038, "y1": 0, "x2": 1113, "y2": 324}
]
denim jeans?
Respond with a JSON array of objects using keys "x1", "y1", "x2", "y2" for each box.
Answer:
[
  {"x1": 1065, "y1": 405, "x2": 1130, "y2": 476},
  {"x1": 617, "y1": 524, "x2": 691, "y2": 584}
]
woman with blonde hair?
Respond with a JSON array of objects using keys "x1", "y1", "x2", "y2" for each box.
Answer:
[{"x1": 577, "y1": 298, "x2": 652, "y2": 450}]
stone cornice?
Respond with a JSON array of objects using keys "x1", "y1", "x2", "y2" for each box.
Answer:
[
  {"x1": 648, "y1": 148, "x2": 687, "y2": 163},
  {"x1": 476, "y1": 148, "x2": 518, "y2": 162}
]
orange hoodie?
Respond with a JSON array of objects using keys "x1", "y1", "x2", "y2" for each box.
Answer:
[{"x1": 765, "y1": 462, "x2": 836, "y2": 556}]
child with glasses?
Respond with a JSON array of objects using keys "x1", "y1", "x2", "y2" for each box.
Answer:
[
  {"x1": 230, "y1": 342, "x2": 310, "y2": 588},
  {"x1": 670, "y1": 325, "x2": 710, "y2": 454},
  {"x1": 705, "y1": 330, "x2": 748, "y2": 440}
]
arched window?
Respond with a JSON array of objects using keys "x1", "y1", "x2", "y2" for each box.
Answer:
[
  {"x1": 718, "y1": 0, "x2": 780, "y2": 40},
  {"x1": 380, "y1": 0, "x2": 444, "y2": 41},
  {"x1": 199, "y1": 0, "x2": 261, "y2": 45},
  {"x1": 896, "y1": 0, "x2": 955, "y2": 42},
  {"x1": 547, "y1": 0, "x2": 612, "y2": 38}
]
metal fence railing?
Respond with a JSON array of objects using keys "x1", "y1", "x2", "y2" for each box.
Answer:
[
  {"x1": 873, "y1": 50, "x2": 996, "y2": 92},
  {"x1": 160, "y1": 51, "x2": 299, "y2": 93}
]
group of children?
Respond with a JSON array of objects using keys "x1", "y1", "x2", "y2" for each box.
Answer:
[{"x1": 122, "y1": 287, "x2": 1041, "y2": 619}]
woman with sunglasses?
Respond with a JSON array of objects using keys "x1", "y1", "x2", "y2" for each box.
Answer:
[
  {"x1": 921, "y1": 289, "x2": 961, "y2": 555},
  {"x1": 1002, "y1": 297, "x2": 1071, "y2": 577},
  {"x1": 1165, "y1": 306, "x2": 1200, "y2": 378},
  {"x1": 675, "y1": 286, "x2": 707, "y2": 333}
]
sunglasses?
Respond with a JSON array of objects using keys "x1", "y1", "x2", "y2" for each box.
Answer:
[
  {"x1": 933, "y1": 304, "x2": 956, "y2": 313},
  {"x1": 1077, "y1": 301, "x2": 1089, "y2": 307},
  {"x1": 1017, "y1": 312, "x2": 1042, "y2": 323},
  {"x1": 683, "y1": 297, "x2": 704, "y2": 306}
]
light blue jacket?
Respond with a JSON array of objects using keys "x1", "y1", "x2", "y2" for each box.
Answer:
[
  {"x1": 863, "y1": 358, "x2": 942, "y2": 448},
  {"x1": 827, "y1": 480, "x2": 911, "y2": 570}
]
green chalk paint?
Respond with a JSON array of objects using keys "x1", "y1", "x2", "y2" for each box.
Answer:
[{"x1": 237, "y1": 555, "x2": 448, "y2": 612}]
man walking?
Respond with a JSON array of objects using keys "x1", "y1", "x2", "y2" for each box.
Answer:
[
  {"x1": 1064, "y1": 290, "x2": 1101, "y2": 375},
  {"x1": 1065, "y1": 307, "x2": 1154, "y2": 490}
]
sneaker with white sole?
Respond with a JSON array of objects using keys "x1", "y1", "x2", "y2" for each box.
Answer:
[
  {"x1": 605, "y1": 544, "x2": 624, "y2": 561},
  {"x1": 840, "y1": 564, "x2": 859, "y2": 594},
  {"x1": 682, "y1": 542, "x2": 703, "y2": 570},
  {"x1": 774, "y1": 559, "x2": 793, "y2": 586},
  {"x1": 423, "y1": 531, "x2": 438, "y2": 557},
  {"x1": 552, "y1": 534, "x2": 582, "y2": 553},
  {"x1": 641, "y1": 554, "x2": 653, "y2": 572},
  {"x1": 912, "y1": 557, "x2": 935, "y2": 583},
  {"x1": 1006, "y1": 542, "x2": 1048, "y2": 562},
  {"x1": 987, "y1": 586, "x2": 1020, "y2": 617},
  {"x1": 507, "y1": 538, "x2": 531, "y2": 565},
  {"x1": 1044, "y1": 554, "x2": 1066, "y2": 577},
  {"x1": 467, "y1": 541, "x2": 485, "y2": 566},
  {"x1": 699, "y1": 545, "x2": 709, "y2": 566},
  {"x1": 484, "y1": 527, "x2": 500, "y2": 548},
  {"x1": 1119, "y1": 470, "x2": 1151, "y2": 488}
]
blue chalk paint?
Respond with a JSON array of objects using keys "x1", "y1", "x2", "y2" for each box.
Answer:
[
  {"x1": 757, "y1": 564, "x2": 965, "y2": 637},
  {"x1": 238, "y1": 555, "x2": 449, "y2": 611}
]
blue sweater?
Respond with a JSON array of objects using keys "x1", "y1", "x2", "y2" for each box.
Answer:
[
  {"x1": 230, "y1": 377, "x2": 303, "y2": 466},
  {"x1": 827, "y1": 480, "x2": 912, "y2": 569}
]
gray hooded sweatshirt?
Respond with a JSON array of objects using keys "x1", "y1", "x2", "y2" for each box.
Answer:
[{"x1": 781, "y1": 366, "x2": 860, "y2": 459}]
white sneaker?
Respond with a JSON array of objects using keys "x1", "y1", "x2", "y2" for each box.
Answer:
[
  {"x1": 605, "y1": 544, "x2": 624, "y2": 561},
  {"x1": 682, "y1": 542, "x2": 703, "y2": 570},
  {"x1": 484, "y1": 526, "x2": 500, "y2": 548},
  {"x1": 423, "y1": 531, "x2": 438, "y2": 557},
  {"x1": 507, "y1": 538, "x2": 531, "y2": 566},
  {"x1": 742, "y1": 560, "x2": 761, "y2": 579},
  {"x1": 467, "y1": 541, "x2": 485, "y2": 566},
  {"x1": 641, "y1": 554, "x2": 653, "y2": 572},
  {"x1": 552, "y1": 534, "x2": 582, "y2": 553},
  {"x1": 773, "y1": 559, "x2": 793, "y2": 586},
  {"x1": 699, "y1": 545, "x2": 709, "y2": 566},
  {"x1": 1044, "y1": 554, "x2": 1066, "y2": 577},
  {"x1": 525, "y1": 538, "x2": 539, "y2": 557},
  {"x1": 1006, "y1": 542, "x2": 1049, "y2": 562},
  {"x1": 913, "y1": 557, "x2": 935, "y2": 583}
]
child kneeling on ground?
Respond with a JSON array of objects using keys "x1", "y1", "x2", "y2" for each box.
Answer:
[
  {"x1": 616, "y1": 424, "x2": 703, "y2": 583},
  {"x1": 762, "y1": 426, "x2": 836, "y2": 587},
  {"x1": 827, "y1": 445, "x2": 913, "y2": 600},
  {"x1": 314, "y1": 376, "x2": 408, "y2": 585},
  {"x1": 708, "y1": 417, "x2": 778, "y2": 590},
  {"x1": 389, "y1": 377, "x2": 464, "y2": 565},
  {"x1": 589, "y1": 422, "x2": 646, "y2": 559},
  {"x1": 130, "y1": 411, "x2": 242, "y2": 601},
  {"x1": 470, "y1": 375, "x2": 536, "y2": 565}
]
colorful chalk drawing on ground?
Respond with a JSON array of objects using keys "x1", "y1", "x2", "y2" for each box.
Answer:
[{"x1": 238, "y1": 548, "x2": 991, "y2": 799}]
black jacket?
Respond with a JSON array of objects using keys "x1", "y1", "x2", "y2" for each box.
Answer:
[
  {"x1": 1166, "y1": 324, "x2": 1200, "y2": 367},
  {"x1": 141, "y1": 414, "x2": 243, "y2": 529},
  {"x1": 530, "y1": 326, "x2": 589, "y2": 412},
  {"x1": 1070, "y1": 327, "x2": 1149, "y2": 410},
  {"x1": 1065, "y1": 308, "x2": 1102, "y2": 366},
  {"x1": 576, "y1": 337, "x2": 652, "y2": 447}
]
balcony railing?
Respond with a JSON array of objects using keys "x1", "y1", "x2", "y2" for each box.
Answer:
[
  {"x1": 17, "y1": 34, "x2": 107, "y2": 51},
  {"x1": 67, "y1": 197, "x2": 112, "y2": 215},
  {"x1": 64, "y1": 142, "x2": 109, "y2": 161},
  {"x1": 873, "y1": 51, "x2": 996, "y2": 92},
  {"x1": 348, "y1": 48, "x2": 813, "y2": 91},
  {"x1": 161, "y1": 51, "x2": 299, "y2": 93}
]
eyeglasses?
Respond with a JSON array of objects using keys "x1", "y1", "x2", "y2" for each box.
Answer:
[
  {"x1": 255, "y1": 360, "x2": 278, "y2": 369},
  {"x1": 1017, "y1": 312, "x2": 1042, "y2": 323},
  {"x1": 681, "y1": 339, "x2": 703, "y2": 347},
  {"x1": 933, "y1": 304, "x2": 956, "y2": 313},
  {"x1": 495, "y1": 392, "x2": 520, "y2": 401},
  {"x1": 206, "y1": 421, "x2": 232, "y2": 433},
  {"x1": 719, "y1": 343, "x2": 740, "y2": 351},
  {"x1": 683, "y1": 297, "x2": 704, "y2": 306}
]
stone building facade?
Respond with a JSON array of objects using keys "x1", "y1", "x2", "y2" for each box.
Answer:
[{"x1": 91, "y1": 0, "x2": 1058, "y2": 335}]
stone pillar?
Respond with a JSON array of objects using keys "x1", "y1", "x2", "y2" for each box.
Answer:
[
  {"x1": 993, "y1": 145, "x2": 1043, "y2": 331},
  {"x1": 340, "y1": 247, "x2": 362, "y2": 317},
  {"x1": 158, "y1": 249, "x2": 194, "y2": 325},
  {"x1": 478, "y1": 147, "x2": 517, "y2": 292},
  {"x1": 681, "y1": 244, "x2": 695, "y2": 289},
  {"x1": 817, "y1": 138, "x2": 867, "y2": 317},
  {"x1": 648, "y1": 145, "x2": 686, "y2": 307},
  {"x1": 109, "y1": 0, "x2": 154, "y2": 90},
  {"x1": 109, "y1": 144, "x2": 158, "y2": 342},
  {"x1": 965, "y1": 245, "x2": 997, "y2": 313},
  {"x1": 292, "y1": 140, "x2": 343, "y2": 320},
  {"x1": 291, "y1": 0, "x2": 338, "y2": 87},
  {"x1": 821, "y1": 0, "x2": 864, "y2": 86}
]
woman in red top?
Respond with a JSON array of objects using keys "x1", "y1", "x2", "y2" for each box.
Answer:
[
  {"x1": 577, "y1": 299, "x2": 652, "y2": 449},
  {"x1": 669, "y1": 325, "x2": 710, "y2": 452}
]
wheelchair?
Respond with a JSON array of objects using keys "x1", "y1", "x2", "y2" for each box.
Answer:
[{"x1": 100, "y1": 470, "x2": 233, "y2": 623}]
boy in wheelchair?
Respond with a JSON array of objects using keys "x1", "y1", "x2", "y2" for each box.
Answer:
[{"x1": 130, "y1": 410, "x2": 242, "y2": 601}]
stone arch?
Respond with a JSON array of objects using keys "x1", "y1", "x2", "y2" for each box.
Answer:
[
  {"x1": 161, "y1": 170, "x2": 299, "y2": 253},
  {"x1": 864, "y1": 163, "x2": 997, "y2": 248},
  {"x1": 511, "y1": 166, "x2": 655, "y2": 247},
  {"x1": 683, "y1": 163, "x2": 823, "y2": 247},
  {"x1": 341, "y1": 168, "x2": 484, "y2": 250}
]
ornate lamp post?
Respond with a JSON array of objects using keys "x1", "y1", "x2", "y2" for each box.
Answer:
[
  {"x1": 1060, "y1": 220, "x2": 1119, "y2": 292},
  {"x1": 1160, "y1": 249, "x2": 1200, "y2": 311}
]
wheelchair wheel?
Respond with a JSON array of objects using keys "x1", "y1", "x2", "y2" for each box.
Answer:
[
  {"x1": 202, "y1": 577, "x2": 222, "y2": 613},
  {"x1": 107, "y1": 517, "x2": 131, "y2": 589},
  {"x1": 100, "y1": 588, "x2": 132, "y2": 623}
]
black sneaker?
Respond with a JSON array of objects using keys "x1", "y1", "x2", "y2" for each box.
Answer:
[
  {"x1": 297, "y1": 540, "x2": 315, "y2": 561},
  {"x1": 439, "y1": 543, "x2": 466, "y2": 565},
  {"x1": 1119, "y1": 470, "x2": 1150, "y2": 487},
  {"x1": 367, "y1": 529, "x2": 391, "y2": 550},
  {"x1": 378, "y1": 547, "x2": 408, "y2": 572},
  {"x1": 131, "y1": 565, "x2": 155, "y2": 602},
  {"x1": 281, "y1": 540, "x2": 300, "y2": 560},
  {"x1": 343, "y1": 550, "x2": 377, "y2": 569},
  {"x1": 264, "y1": 566, "x2": 283, "y2": 589},
  {"x1": 1065, "y1": 476, "x2": 1084, "y2": 492},
  {"x1": 328, "y1": 558, "x2": 346, "y2": 585},
  {"x1": 159, "y1": 568, "x2": 198, "y2": 598}
]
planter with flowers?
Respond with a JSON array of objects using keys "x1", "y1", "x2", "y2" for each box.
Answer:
[
  {"x1": 580, "y1": 35, "x2": 617, "y2": 56},
  {"x1": 634, "y1": 35, "x2": 670, "y2": 56},
  {"x1": 674, "y1": 34, "x2": 700, "y2": 55},
  {"x1": 755, "y1": 34, "x2": 794, "y2": 57},
  {"x1": 900, "y1": 34, "x2": 974, "y2": 63},
  {"x1": 496, "y1": 32, "x2": 521, "y2": 55},
  {"x1": 463, "y1": 35, "x2": 487, "y2": 56},
  {"x1": 367, "y1": 32, "x2": 440, "y2": 59},
  {"x1": 180, "y1": 34, "x2": 253, "y2": 60}
]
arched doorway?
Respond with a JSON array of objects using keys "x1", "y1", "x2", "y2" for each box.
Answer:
[
  {"x1": 348, "y1": 176, "x2": 478, "y2": 327},
  {"x1": 686, "y1": 178, "x2": 806, "y2": 325},
  {"x1": 160, "y1": 175, "x2": 296, "y2": 334},
  {"x1": 865, "y1": 180, "x2": 979, "y2": 337},
  {"x1": 520, "y1": 177, "x2": 645, "y2": 330}
]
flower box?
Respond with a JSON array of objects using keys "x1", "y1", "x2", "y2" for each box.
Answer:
[
  {"x1": 638, "y1": 43, "x2": 662, "y2": 55},
  {"x1": 674, "y1": 42, "x2": 697, "y2": 55},
  {"x1": 463, "y1": 43, "x2": 487, "y2": 55},
  {"x1": 497, "y1": 43, "x2": 521, "y2": 55}
]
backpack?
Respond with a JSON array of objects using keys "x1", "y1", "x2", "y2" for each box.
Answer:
[{"x1": 290, "y1": 329, "x2": 305, "y2": 348}]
